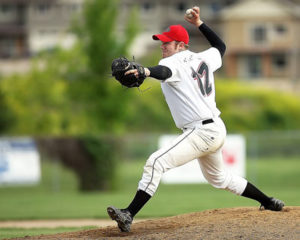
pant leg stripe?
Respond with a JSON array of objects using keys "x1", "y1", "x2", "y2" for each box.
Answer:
[{"x1": 144, "y1": 128, "x2": 195, "y2": 193}]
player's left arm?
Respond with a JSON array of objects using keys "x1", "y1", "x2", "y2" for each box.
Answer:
[
  {"x1": 146, "y1": 65, "x2": 172, "y2": 80},
  {"x1": 125, "y1": 65, "x2": 172, "y2": 81}
]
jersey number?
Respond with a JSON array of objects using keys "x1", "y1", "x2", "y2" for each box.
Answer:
[{"x1": 191, "y1": 62, "x2": 212, "y2": 96}]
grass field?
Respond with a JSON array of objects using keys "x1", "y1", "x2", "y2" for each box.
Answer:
[
  {"x1": 0, "y1": 156, "x2": 299, "y2": 239},
  {"x1": 0, "y1": 227, "x2": 95, "y2": 239}
]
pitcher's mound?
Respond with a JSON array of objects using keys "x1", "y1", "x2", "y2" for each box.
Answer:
[{"x1": 14, "y1": 206, "x2": 300, "y2": 240}]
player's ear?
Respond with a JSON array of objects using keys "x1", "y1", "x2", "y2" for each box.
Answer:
[{"x1": 179, "y1": 41, "x2": 186, "y2": 50}]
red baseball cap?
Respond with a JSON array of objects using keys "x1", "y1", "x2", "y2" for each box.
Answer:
[{"x1": 152, "y1": 25, "x2": 189, "y2": 44}]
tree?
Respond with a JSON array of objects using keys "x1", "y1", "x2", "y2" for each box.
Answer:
[
  {"x1": 0, "y1": 0, "x2": 139, "y2": 136},
  {"x1": 66, "y1": 0, "x2": 140, "y2": 134}
]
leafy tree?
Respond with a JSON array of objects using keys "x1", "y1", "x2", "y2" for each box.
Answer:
[
  {"x1": 0, "y1": 0, "x2": 139, "y2": 136},
  {"x1": 216, "y1": 80, "x2": 300, "y2": 133},
  {"x1": 68, "y1": 0, "x2": 140, "y2": 134},
  {"x1": 0, "y1": 62, "x2": 72, "y2": 135},
  {"x1": 0, "y1": 0, "x2": 140, "y2": 191}
]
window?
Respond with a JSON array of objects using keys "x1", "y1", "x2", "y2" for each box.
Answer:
[
  {"x1": 36, "y1": 3, "x2": 50, "y2": 14},
  {"x1": 252, "y1": 25, "x2": 267, "y2": 44},
  {"x1": 247, "y1": 55, "x2": 262, "y2": 78},
  {"x1": 142, "y1": 2, "x2": 154, "y2": 12},
  {"x1": 274, "y1": 24, "x2": 287, "y2": 35},
  {"x1": 176, "y1": 2, "x2": 186, "y2": 12},
  {"x1": 0, "y1": 4, "x2": 13, "y2": 14},
  {"x1": 0, "y1": 38, "x2": 15, "y2": 58},
  {"x1": 272, "y1": 53, "x2": 287, "y2": 70}
]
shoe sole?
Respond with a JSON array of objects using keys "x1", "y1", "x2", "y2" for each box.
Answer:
[{"x1": 107, "y1": 206, "x2": 130, "y2": 232}]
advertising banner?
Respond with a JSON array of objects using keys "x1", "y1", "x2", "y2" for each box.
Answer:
[{"x1": 0, "y1": 138, "x2": 41, "y2": 185}]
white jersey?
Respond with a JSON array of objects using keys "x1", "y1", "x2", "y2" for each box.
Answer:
[{"x1": 159, "y1": 47, "x2": 222, "y2": 129}]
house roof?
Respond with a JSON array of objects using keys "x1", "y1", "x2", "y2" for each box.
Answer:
[{"x1": 221, "y1": 0, "x2": 300, "y2": 20}]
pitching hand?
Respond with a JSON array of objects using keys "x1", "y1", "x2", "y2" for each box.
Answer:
[{"x1": 184, "y1": 6, "x2": 203, "y2": 27}]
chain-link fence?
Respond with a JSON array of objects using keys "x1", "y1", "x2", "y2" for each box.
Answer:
[
  {"x1": 120, "y1": 130, "x2": 300, "y2": 160},
  {"x1": 246, "y1": 130, "x2": 300, "y2": 158}
]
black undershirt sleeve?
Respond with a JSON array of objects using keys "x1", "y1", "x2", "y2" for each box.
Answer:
[
  {"x1": 148, "y1": 65, "x2": 172, "y2": 80},
  {"x1": 198, "y1": 23, "x2": 226, "y2": 57}
]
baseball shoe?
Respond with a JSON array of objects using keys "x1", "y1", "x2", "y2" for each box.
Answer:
[
  {"x1": 107, "y1": 206, "x2": 133, "y2": 232},
  {"x1": 260, "y1": 197, "x2": 285, "y2": 211}
]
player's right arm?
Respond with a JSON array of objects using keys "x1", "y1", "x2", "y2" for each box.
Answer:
[
  {"x1": 198, "y1": 24, "x2": 226, "y2": 57},
  {"x1": 185, "y1": 6, "x2": 226, "y2": 57}
]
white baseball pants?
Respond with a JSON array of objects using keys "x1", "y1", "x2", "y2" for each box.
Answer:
[{"x1": 138, "y1": 117, "x2": 247, "y2": 196}]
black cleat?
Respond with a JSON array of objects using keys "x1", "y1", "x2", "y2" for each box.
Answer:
[
  {"x1": 107, "y1": 206, "x2": 133, "y2": 232},
  {"x1": 260, "y1": 197, "x2": 285, "y2": 211}
]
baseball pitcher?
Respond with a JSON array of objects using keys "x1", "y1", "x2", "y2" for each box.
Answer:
[{"x1": 109, "y1": 6, "x2": 284, "y2": 232}]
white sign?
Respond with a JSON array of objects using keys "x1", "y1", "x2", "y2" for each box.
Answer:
[
  {"x1": 0, "y1": 138, "x2": 41, "y2": 185},
  {"x1": 160, "y1": 134, "x2": 246, "y2": 184}
]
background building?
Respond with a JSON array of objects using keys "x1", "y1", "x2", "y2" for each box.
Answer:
[
  {"x1": 0, "y1": 0, "x2": 82, "y2": 74},
  {"x1": 119, "y1": 0, "x2": 237, "y2": 58},
  {"x1": 0, "y1": 0, "x2": 299, "y2": 85},
  {"x1": 0, "y1": 0, "x2": 82, "y2": 58},
  {"x1": 221, "y1": 0, "x2": 300, "y2": 82}
]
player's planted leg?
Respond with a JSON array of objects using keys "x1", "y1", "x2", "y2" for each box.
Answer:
[
  {"x1": 107, "y1": 206, "x2": 133, "y2": 232},
  {"x1": 126, "y1": 190, "x2": 151, "y2": 217},
  {"x1": 107, "y1": 190, "x2": 151, "y2": 232}
]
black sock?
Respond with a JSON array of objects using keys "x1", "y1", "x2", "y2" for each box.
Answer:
[
  {"x1": 126, "y1": 190, "x2": 151, "y2": 218},
  {"x1": 241, "y1": 182, "x2": 271, "y2": 206}
]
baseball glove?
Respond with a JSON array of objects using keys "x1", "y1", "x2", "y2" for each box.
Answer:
[{"x1": 111, "y1": 57, "x2": 146, "y2": 88}]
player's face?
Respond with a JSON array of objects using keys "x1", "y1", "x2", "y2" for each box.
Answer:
[{"x1": 160, "y1": 41, "x2": 181, "y2": 58}]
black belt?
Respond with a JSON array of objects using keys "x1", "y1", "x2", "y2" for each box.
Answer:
[
  {"x1": 202, "y1": 119, "x2": 214, "y2": 125},
  {"x1": 182, "y1": 119, "x2": 214, "y2": 130}
]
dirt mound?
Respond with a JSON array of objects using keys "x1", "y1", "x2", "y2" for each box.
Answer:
[{"x1": 11, "y1": 206, "x2": 300, "y2": 240}]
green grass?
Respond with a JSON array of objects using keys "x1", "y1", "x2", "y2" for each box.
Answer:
[
  {"x1": 0, "y1": 156, "x2": 299, "y2": 220},
  {"x1": 0, "y1": 226, "x2": 95, "y2": 239},
  {"x1": 0, "y1": 156, "x2": 299, "y2": 239}
]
